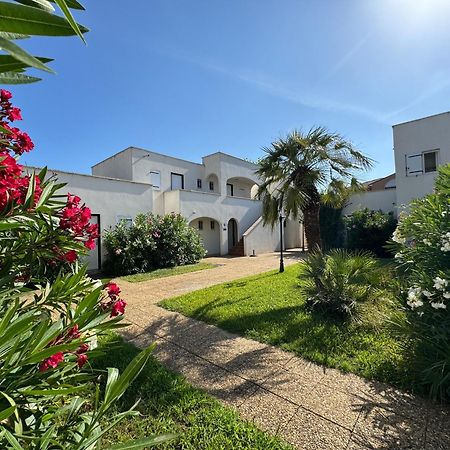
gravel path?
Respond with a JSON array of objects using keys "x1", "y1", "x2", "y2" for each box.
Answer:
[{"x1": 117, "y1": 251, "x2": 450, "y2": 450}]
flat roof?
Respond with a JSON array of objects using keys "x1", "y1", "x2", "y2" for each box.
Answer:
[
  {"x1": 92, "y1": 147, "x2": 258, "y2": 169},
  {"x1": 202, "y1": 151, "x2": 259, "y2": 167},
  {"x1": 393, "y1": 110, "x2": 450, "y2": 128},
  {"x1": 25, "y1": 165, "x2": 153, "y2": 186}
]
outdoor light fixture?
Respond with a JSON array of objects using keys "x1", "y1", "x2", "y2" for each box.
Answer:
[{"x1": 279, "y1": 211, "x2": 285, "y2": 273}]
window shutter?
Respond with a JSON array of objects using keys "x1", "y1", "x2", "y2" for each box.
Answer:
[
  {"x1": 406, "y1": 154, "x2": 423, "y2": 176},
  {"x1": 150, "y1": 171, "x2": 161, "y2": 188}
]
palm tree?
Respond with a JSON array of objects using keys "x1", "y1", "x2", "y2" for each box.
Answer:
[{"x1": 256, "y1": 127, "x2": 373, "y2": 250}]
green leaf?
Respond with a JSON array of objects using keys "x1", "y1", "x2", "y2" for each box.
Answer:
[
  {"x1": 1, "y1": 429, "x2": 24, "y2": 449},
  {"x1": 53, "y1": 0, "x2": 84, "y2": 42},
  {"x1": 0, "y1": 2, "x2": 88, "y2": 36},
  {"x1": 0, "y1": 70, "x2": 40, "y2": 83},
  {"x1": 103, "y1": 344, "x2": 155, "y2": 407},
  {"x1": 49, "y1": 0, "x2": 84, "y2": 10},
  {"x1": 106, "y1": 435, "x2": 178, "y2": 450},
  {"x1": 0, "y1": 405, "x2": 16, "y2": 421},
  {"x1": 0, "y1": 54, "x2": 52, "y2": 73},
  {"x1": 0, "y1": 31, "x2": 29, "y2": 39},
  {"x1": 14, "y1": 0, "x2": 55, "y2": 13},
  {"x1": 19, "y1": 386, "x2": 86, "y2": 396},
  {"x1": 0, "y1": 36, "x2": 53, "y2": 72}
]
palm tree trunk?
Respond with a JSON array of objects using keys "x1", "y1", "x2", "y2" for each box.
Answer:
[{"x1": 302, "y1": 203, "x2": 322, "y2": 251}]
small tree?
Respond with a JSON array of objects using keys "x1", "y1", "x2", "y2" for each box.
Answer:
[{"x1": 257, "y1": 127, "x2": 373, "y2": 250}]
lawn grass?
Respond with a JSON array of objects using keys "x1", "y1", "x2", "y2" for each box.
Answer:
[
  {"x1": 119, "y1": 262, "x2": 215, "y2": 283},
  {"x1": 160, "y1": 264, "x2": 415, "y2": 392},
  {"x1": 95, "y1": 335, "x2": 293, "y2": 450}
]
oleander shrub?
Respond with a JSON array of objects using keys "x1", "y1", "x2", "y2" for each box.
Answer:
[
  {"x1": 0, "y1": 91, "x2": 174, "y2": 448},
  {"x1": 299, "y1": 249, "x2": 383, "y2": 320},
  {"x1": 344, "y1": 208, "x2": 397, "y2": 257},
  {"x1": 103, "y1": 213, "x2": 206, "y2": 276},
  {"x1": 389, "y1": 164, "x2": 450, "y2": 401}
]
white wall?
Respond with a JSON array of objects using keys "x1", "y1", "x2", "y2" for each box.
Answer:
[
  {"x1": 243, "y1": 217, "x2": 281, "y2": 256},
  {"x1": 343, "y1": 189, "x2": 397, "y2": 215},
  {"x1": 393, "y1": 112, "x2": 450, "y2": 208},
  {"x1": 91, "y1": 149, "x2": 133, "y2": 181},
  {"x1": 26, "y1": 167, "x2": 153, "y2": 270},
  {"x1": 190, "y1": 218, "x2": 220, "y2": 256},
  {"x1": 164, "y1": 189, "x2": 263, "y2": 255},
  {"x1": 243, "y1": 217, "x2": 302, "y2": 256}
]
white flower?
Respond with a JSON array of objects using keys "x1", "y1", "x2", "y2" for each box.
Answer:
[
  {"x1": 422, "y1": 239, "x2": 432, "y2": 246},
  {"x1": 431, "y1": 302, "x2": 447, "y2": 310},
  {"x1": 394, "y1": 252, "x2": 403, "y2": 259},
  {"x1": 434, "y1": 277, "x2": 448, "y2": 290},
  {"x1": 407, "y1": 298, "x2": 423, "y2": 309},
  {"x1": 422, "y1": 290, "x2": 433, "y2": 298},
  {"x1": 115, "y1": 248, "x2": 122, "y2": 255},
  {"x1": 444, "y1": 292, "x2": 450, "y2": 299},
  {"x1": 392, "y1": 228, "x2": 406, "y2": 244},
  {"x1": 441, "y1": 243, "x2": 450, "y2": 252}
]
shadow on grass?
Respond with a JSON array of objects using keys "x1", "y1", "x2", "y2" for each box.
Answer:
[{"x1": 93, "y1": 335, "x2": 294, "y2": 450}]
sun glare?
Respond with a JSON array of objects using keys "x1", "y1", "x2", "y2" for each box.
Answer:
[{"x1": 371, "y1": 0, "x2": 450, "y2": 36}]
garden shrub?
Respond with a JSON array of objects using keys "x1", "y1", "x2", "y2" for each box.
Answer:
[
  {"x1": 344, "y1": 208, "x2": 397, "y2": 257},
  {"x1": 104, "y1": 213, "x2": 206, "y2": 276},
  {"x1": 319, "y1": 205, "x2": 345, "y2": 250},
  {"x1": 0, "y1": 91, "x2": 173, "y2": 448},
  {"x1": 299, "y1": 249, "x2": 383, "y2": 320},
  {"x1": 390, "y1": 164, "x2": 450, "y2": 401}
]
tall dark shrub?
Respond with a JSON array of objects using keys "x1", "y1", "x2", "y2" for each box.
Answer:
[
  {"x1": 319, "y1": 205, "x2": 345, "y2": 250},
  {"x1": 344, "y1": 208, "x2": 397, "y2": 257}
]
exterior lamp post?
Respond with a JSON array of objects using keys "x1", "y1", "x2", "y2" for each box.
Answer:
[{"x1": 279, "y1": 212, "x2": 285, "y2": 273}]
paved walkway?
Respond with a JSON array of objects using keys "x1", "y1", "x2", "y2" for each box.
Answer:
[{"x1": 117, "y1": 252, "x2": 450, "y2": 450}]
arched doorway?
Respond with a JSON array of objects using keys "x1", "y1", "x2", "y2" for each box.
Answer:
[
  {"x1": 189, "y1": 217, "x2": 220, "y2": 256},
  {"x1": 228, "y1": 218, "x2": 238, "y2": 251}
]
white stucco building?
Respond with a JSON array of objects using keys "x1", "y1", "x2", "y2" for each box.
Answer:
[
  {"x1": 393, "y1": 111, "x2": 450, "y2": 208},
  {"x1": 27, "y1": 147, "x2": 305, "y2": 270},
  {"x1": 345, "y1": 111, "x2": 450, "y2": 217}
]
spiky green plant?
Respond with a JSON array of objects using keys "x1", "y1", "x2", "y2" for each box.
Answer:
[{"x1": 299, "y1": 249, "x2": 383, "y2": 320}]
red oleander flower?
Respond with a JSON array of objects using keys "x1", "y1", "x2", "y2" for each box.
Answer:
[
  {"x1": 111, "y1": 299, "x2": 127, "y2": 317},
  {"x1": 39, "y1": 352, "x2": 64, "y2": 372},
  {"x1": 63, "y1": 250, "x2": 78, "y2": 264},
  {"x1": 0, "y1": 152, "x2": 41, "y2": 211},
  {"x1": 85, "y1": 238, "x2": 96, "y2": 250},
  {"x1": 7, "y1": 107, "x2": 22, "y2": 122},
  {"x1": 66, "y1": 324, "x2": 80, "y2": 341},
  {"x1": 76, "y1": 343, "x2": 90, "y2": 354},
  {"x1": 0, "y1": 89, "x2": 12, "y2": 101},
  {"x1": 77, "y1": 353, "x2": 88, "y2": 368},
  {"x1": 106, "y1": 282, "x2": 121, "y2": 298},
  {"x1": 59, "y1": 193, "x2": 98, "y2": 248}
]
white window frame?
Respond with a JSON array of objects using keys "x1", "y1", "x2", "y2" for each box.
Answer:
[
  {"x1": 149, "y1": 170, "x2": 161, "y2": 190},
  {"x1": 116, "y1": 215, "x2": 133, "y2": 228},
  {"x1": 405, "y1": 149, "x2": 439, "y2": 177},
  {"x1": 423, "y1": 149, "x2": 439, "y2": 174}
]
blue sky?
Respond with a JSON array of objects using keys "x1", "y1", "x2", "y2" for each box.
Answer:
[{"x1": 13, "y1": 0, "x2": 450, "y2": 180}]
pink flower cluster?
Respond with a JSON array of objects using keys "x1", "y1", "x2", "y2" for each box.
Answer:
[
  {"x1": 102, "y1": 282, "x2": 127, "y2": 317},
  {"x1": 39, "y1": 324, "x2": 90, "y2": 372},
  {"x1": 0, "y1": 89, "x2": 34, "y2": 156},
  {"x1": 59, "y1": 193, "x2": 99, "y2": 255},
  {"x1": 0, "y1": 90, "x2": 41, "y2": 212}
]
